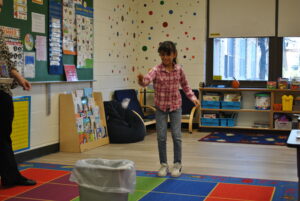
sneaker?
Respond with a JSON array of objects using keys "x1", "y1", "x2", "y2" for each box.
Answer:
[
  {"x1": 157, "y1": 163, "x2": 169, "y2": 177},
  {"x1": 171, "y1": 163, "x2": 182, "y2": 177}
]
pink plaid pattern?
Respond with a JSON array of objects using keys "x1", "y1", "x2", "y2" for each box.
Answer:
[{"x1": 141, "y1": 64, "x2": 196, "y2": 112}]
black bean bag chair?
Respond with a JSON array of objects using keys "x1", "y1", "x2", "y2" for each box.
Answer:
[{"x1": 104, "y1": 100, "x2": 146, "y2": 143}]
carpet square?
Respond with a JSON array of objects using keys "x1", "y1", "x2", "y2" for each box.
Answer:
[
  {"x1": 6, "y1": 198, "x2": 43, "y2": 201},
  {"x1": 209, "y1": 183, "x2": 275, "y2": 201},
  {"x1": 139, "y1": 192, "x2": 205, "y2": 201},
  {"x1": 129, "y1": 176, "x2": 166, "y2": 200},
  {"x1": 153, "y1": 179, "x2": 217, "y2": 196},
  {"x1": 52, "y1": 174, "x2": 76, "y2": 185},
  {"x1": 17, "y1": 183, "x2": 78, "y2": 201},
  {"x1": 0, "y1": 195, "x2": 9, "y2": 201},
  {"x1": 21, "y1": 168, "x2": 70, "y2": 183},
  {"x1": 0, "y1": 183, "x2": 43, "y2": 196}
]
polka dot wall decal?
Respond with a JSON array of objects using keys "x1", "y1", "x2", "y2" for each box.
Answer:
[
  {"x1": 166, "y1": 34, "x2": 169, "y2": 37},
  {"x1": 184, "y1": 32, "x2": 188, "y2": 35},
  {"x1": 149, "y1": 11, "x2": 153, "y2": 15},
  {"x1": 145, "y1": 57, "x2": 148, "y2": 60},
  {"x1": 141, "y1": 20, "x2": 144, "y2": 23},
  {"x1": 148, "y1": 37, "x2": 152, "y2": 40},
  {"x1": 169, "y1": 10, "x2": 173, "y2": 14},
  {"x1": 192, "y1": 56, "x2": 195, "y2": 59},
  {"x1": 150, "y1": 26, "x2": 153, "y2": 30},
  {"x1": 162, "y1": 22, "x2": 168, "y2": 27},
  {"x1": 144, "y1": 4, "x2": 147, "y2": 7},
  {"x1": 193, "y1": 12, "x2": 197, "y2": 16},
  {"x1": 193, "y1": 37, "x2": 196, "y2": 40},
  {"x1": 180, "y1": 21, "x2": 183, "y2": 24},
  {"x1": 121, "y1": 16, "x2": 124, "y2": 21},
  {"x1": 142, "y1": 46, "x2": 148, "y2": 51},
  {"x1": 160, "y1": 1, "x2": 164, "y2": 5},
  {"x1": 117, "y1": 32, "x2": 119, "y2": 36}
]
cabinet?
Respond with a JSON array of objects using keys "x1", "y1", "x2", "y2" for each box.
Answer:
[
  {"x1": 59, "y1": 92, "x2": 109, "y2": 152},
  {"x1": 199, "y1": 87, "x2": 300, "y2": 131}
]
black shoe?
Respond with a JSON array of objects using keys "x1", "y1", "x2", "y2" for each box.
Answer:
[
  {"x1": 1, "y1": 178, "x2": 36, "y2": 187},
  {"x1": 15, "y1": 178, "x2": 36, "y2": 186}
]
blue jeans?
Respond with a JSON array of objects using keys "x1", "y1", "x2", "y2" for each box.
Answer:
[{"x1": 155, "y1": 107, "x2": 182, "y2": 164}]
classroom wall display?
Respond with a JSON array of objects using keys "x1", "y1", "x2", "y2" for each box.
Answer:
[
  {"x1": 48, "y1": 0, "x2": 63, "y2": 75},
  {"x1": 62, "y1": 0, "x2": 76, "y2": 55},
  {"x1": 13, "y1": 0, "x2": 28, "y2": 20},
  {"x1": 75, "y1": 4, "x2": 93, "y2": 68},
  {"x1": 0, "y1": 0, "x2": 93, "y2": 82},
  {"x1": 11, "y1": 96, "x2": 31, "y2": 152}
]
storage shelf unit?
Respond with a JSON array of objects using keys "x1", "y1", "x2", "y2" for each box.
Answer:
[{"x1": 199, "y1": 87, "x2": 300, "y2": 131}]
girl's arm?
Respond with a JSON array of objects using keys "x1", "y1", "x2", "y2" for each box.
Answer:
[
  {"x1": 180, "y1": 69, "x2": 200, "y2": 106},
  {"x1": 137, "y1": 67, "x2": 156, "y2": 87}
]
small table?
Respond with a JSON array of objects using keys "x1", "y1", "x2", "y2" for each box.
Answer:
[{"x1": 287, "y1": 129, "x2": 300, "y2": 201}]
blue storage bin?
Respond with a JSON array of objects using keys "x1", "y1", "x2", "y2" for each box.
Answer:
[
  {"x1": 227, "y1": 118, "x2": 236, "y2": 127},
  {"x1": 219, "y1": 118, "x2": 227, "y2": 126},
  {"x1": 221, "y1": 101, "x2": 241, "y2": 109},
  {"x1": 218, "y1": 118, "x2": 236, "y2": 127},
  {"x1": 201, "y1": 118, "x2": 219, "y2": 126},
  {"x1": 202, "y1": 101, "x2": 220, "y2": 109}
]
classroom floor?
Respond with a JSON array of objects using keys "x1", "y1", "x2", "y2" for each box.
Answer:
[{"x1": 30, "y1": 129, "x2": 298, "y2": 182}]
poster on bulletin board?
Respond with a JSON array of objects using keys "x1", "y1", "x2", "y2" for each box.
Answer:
[{"x1": 11, "y1": 96, "x2": 31, "y2": 152}]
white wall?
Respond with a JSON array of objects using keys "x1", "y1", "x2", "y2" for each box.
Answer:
[{"x1": 14, "y1": 0, "x2": 207, "y2": 152}]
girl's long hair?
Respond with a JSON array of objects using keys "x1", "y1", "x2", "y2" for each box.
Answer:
[{"x1": 158, "y1": 41, "x2": 177, "y2": 64}]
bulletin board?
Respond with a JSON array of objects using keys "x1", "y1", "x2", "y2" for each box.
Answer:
[
  {"x1": 11, "y1": 96, "x2": 31, "y2": 152},
  {"x1": 0, "y1": 0, "x2": 93, "y2": 82}
]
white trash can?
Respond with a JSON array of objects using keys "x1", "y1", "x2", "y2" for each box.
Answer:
[{"x1": 70, "y1": 158, "x2": 136, "y2": 201}]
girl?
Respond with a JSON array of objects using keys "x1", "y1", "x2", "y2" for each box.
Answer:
[{"x1": 137, "y1": 41, "x2": 199, "y2": 177}]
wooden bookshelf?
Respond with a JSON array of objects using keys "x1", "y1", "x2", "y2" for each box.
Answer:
[{"x1": 59, "y1": 92, "x2": 109, "y2": 152}]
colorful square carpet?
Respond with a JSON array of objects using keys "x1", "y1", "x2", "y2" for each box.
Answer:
[
  {"x1": 199, "y1": 132, "x2": 288, "y2": 145},
  {"x1": 0, "y1": 162, "x2": 297, "y2": 201}
]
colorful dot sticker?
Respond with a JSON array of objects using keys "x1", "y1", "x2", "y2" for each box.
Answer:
[
  {"x1": 162, "y1": 22, "x2": 168, "y2": 27},
  {"x1": 160, "y1": 1, "x2": 164, "y2": 5},
  {"x1": 142, "y1": 46, "x2": 148, "y2": 51}
]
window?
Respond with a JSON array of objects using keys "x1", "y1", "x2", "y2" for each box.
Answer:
[
  {"x1": 282, "y1": 37, "x2": 300, "y2": 79},
  {"x1": 213, "y1": 38, "x2": 269, "y2": 81}
]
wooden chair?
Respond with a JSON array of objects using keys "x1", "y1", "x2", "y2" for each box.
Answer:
[
  {"x1": 114, "y1": 89, "x2": 156, "y2": 127},
  {"x1": 180, "y1": 89, "x2": 200, "y2": 133}
]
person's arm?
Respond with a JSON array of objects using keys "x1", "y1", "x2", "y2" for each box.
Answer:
[
  {"x1": 137, "y1": 67, "x2": 156, "y2": 87},
  {"x1": 10, "y1": 69, "x2": 31, "y2": 91},
  {"x1": 179, "y1": 68, "x2": 200, "y2": 106}
]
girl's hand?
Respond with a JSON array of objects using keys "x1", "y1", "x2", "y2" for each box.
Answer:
[
  {"x1": 137, "y1": 74, "x2": 144, "y2": 86},
  {"x1": 192, "y1": 99, "x2": 200, "y2": 107}
]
